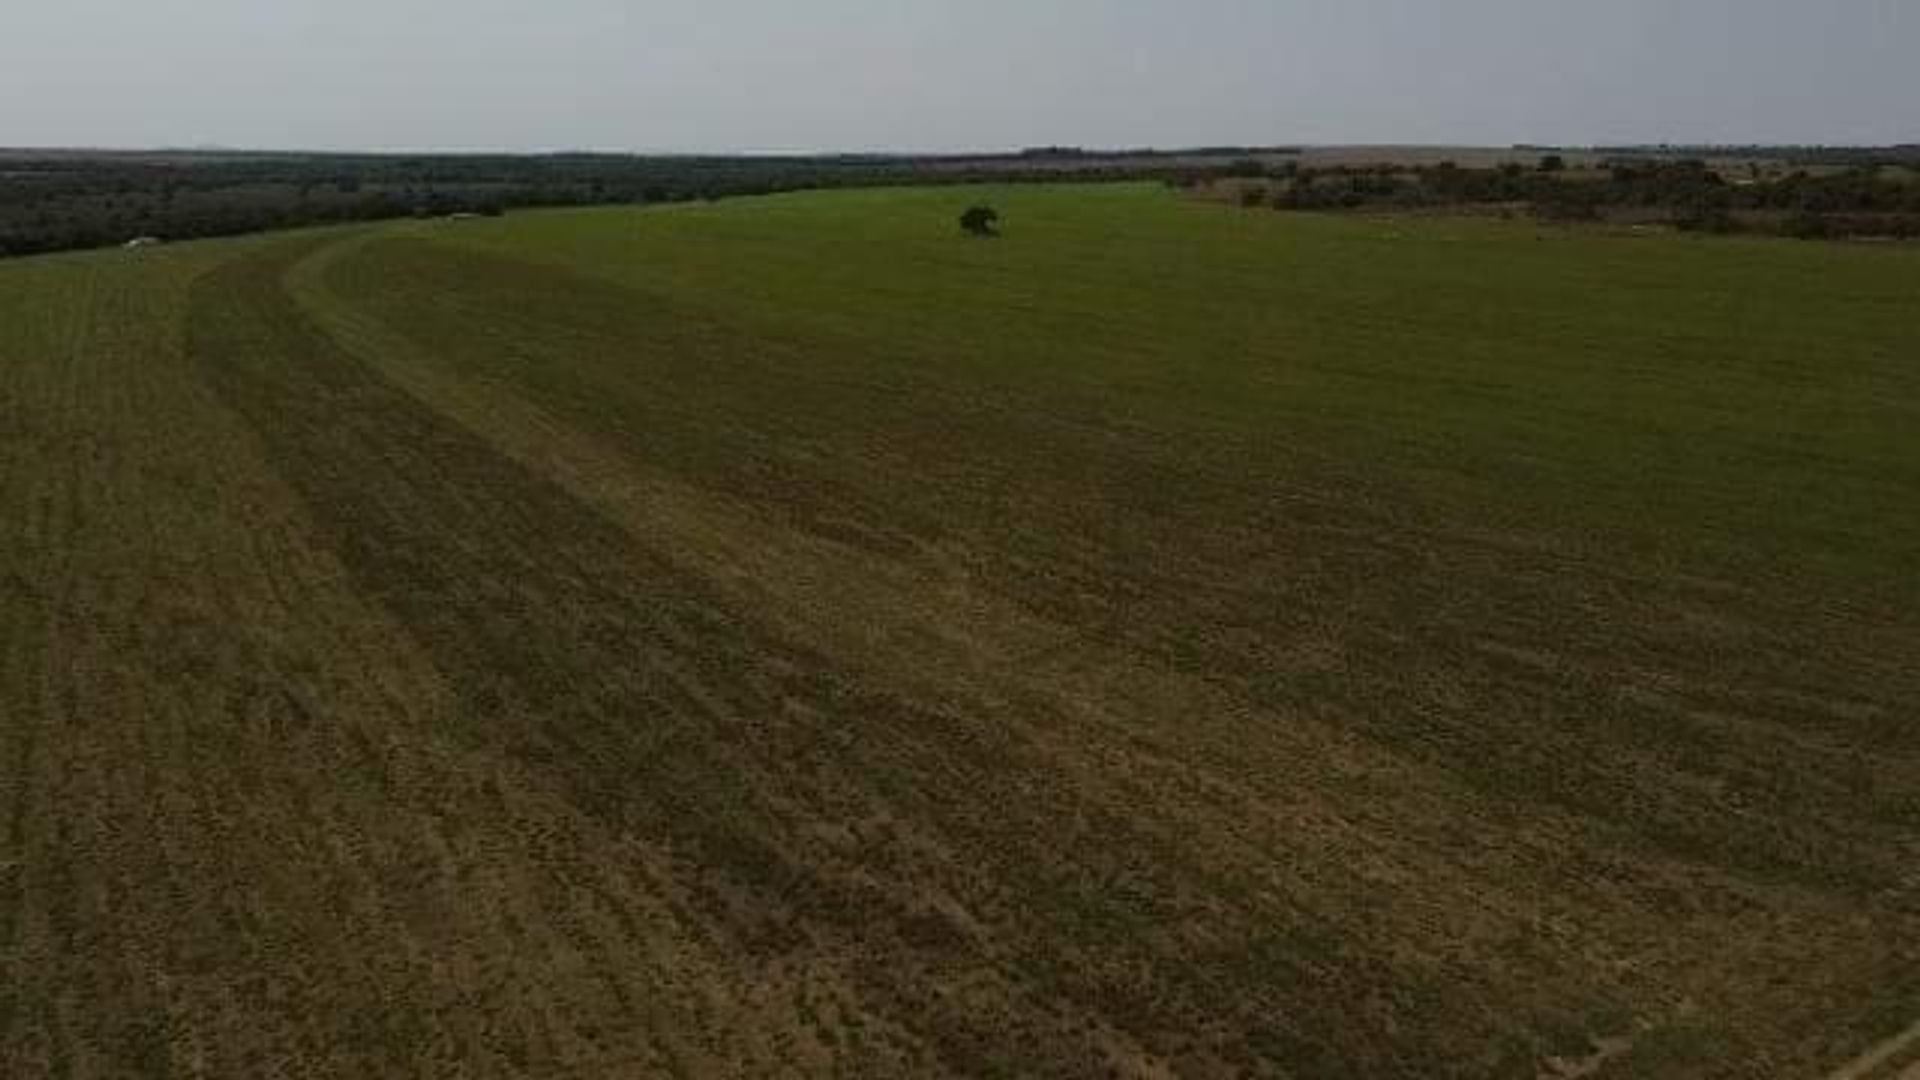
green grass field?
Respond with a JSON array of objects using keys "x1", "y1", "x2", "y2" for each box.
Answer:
[{"x1": 3, "y1": 183, "x2": 1917, "y2": 1078}]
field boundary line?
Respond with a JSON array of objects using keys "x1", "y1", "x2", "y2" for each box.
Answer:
[{"x1": 1825, "y1": 1017, "x2": 1920, "y2": 1080}]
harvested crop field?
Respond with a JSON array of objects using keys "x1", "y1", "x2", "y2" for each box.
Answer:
[{"x1": 2, "y1": 184, "x2": 1917, "y2": 1078}]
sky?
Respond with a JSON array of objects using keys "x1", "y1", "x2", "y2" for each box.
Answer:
[{"x1": 1, "y1": 0, "x2": 1914, "y2": 153}]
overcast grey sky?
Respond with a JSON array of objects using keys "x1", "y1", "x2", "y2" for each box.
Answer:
[{"x1": 2, "y1": 0, "x2": 1913, "y2": 152}]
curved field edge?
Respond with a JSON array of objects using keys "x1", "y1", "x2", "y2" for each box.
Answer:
[
  {"x1": 1, "y1": 187, "x2": 1915, "y2": 1078},
  {"x1": 292, "y1": 211, "x2": 1916, "y2": 1075},
  {"x1": 439, "y1": 185, "x2": 1920, "y2": 611}
]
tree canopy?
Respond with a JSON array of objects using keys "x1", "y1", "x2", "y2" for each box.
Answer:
[{"x1": 960, "y1": 206, "x2": 1000, "y2": 236}]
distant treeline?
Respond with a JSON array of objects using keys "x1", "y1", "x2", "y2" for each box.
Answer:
[
  {"x1": 1196, "y1": 157, "x2": 1920, "y2": 239},
  {"x1": 8, "y1": 147, "x2": 1918, "y2": 257},
  {"x1": 1586, "y1": 144, "x2": 1920, "y2": 168},
  {"x1": 1012, "y1": 145, "x2": 1302, "y2": 160},
  {"x1": 0, "y1": 150, "x2": 1189, "y2": 258}
]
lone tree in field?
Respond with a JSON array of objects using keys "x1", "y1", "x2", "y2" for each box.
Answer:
[{"x1": 960, "y1": 206, "x2": 1000, "y2": 237}]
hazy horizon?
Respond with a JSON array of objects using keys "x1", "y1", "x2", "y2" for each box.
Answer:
[{"x1": 3, "y1": 0, "x2": 1915, "y2": 154}]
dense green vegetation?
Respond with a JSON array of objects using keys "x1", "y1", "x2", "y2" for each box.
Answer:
[
  {"x1": 9, "y1": 144, "x2": 1915, "y2": 260},
  {"x1": 2, "y1": 184, "x2": 1916, "y2": 1078},
  {"x1": 0, "y1": 150, "x2": 953, "y2": 257},
  {"x1": 1206, "y1": 156, "x2": 1920, "y2": 237},
  {"x1": 0, "y1": 147, "x2": 1287, "y2": 259}
]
